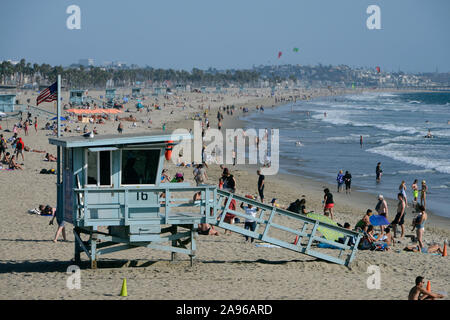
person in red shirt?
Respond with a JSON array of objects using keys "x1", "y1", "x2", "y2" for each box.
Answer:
[{"x1": 223, "y1": 197, "x2": 237, "y2": 235}]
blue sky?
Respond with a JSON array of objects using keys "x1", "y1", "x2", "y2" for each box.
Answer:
[{"x1": 1, "y1": 0, "x2": 449, "y2": 72}]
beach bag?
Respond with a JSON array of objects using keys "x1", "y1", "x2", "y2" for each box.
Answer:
[{"x1": 358, "y1": 238, "x2": 375, "y2": 250}]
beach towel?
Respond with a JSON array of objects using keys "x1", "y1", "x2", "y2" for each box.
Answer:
[{"x1": 317, "y1": 243, "x2": 340, "y2": 249}]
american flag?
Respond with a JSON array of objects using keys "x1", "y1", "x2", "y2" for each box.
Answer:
[{"x1": 36, "y1": 82, "x2": 57, "y2": 105}]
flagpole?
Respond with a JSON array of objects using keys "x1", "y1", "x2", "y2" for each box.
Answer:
[
  {"x1": 57, "y1": 75, "x2": 61, "y2": 138},
  {"x1": 56, "y1": 75, "x2": 61, "y2": 218}
]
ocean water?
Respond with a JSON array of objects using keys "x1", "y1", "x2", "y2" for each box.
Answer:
[{"x1": 241, "y1": 91, "x2": 450, "y2": 219}]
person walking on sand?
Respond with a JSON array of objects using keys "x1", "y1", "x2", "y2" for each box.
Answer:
[
  {"x1": 411, "y1": 205, "x2": 427, "y2": 252},
  {"x1": 257, "y1": 169, "x2": 265, "y2": 203},
  {"x1": 49, "y1": 206, "x2": 67, "y2": 242},
  {"x1": 336, "y1": 170, "x2": 344, "y2": 193},
  {"x1": 323, "y1": 188, "x2": 334, "y2": 220},
  {"x1": 408, "y1": 276, "x2": 444, "y2": 300},
  {"x1": 391, "y1": 193, "x2": 406, "y2": 240},
  {"x1": 34, "y1": 117, "x2": 38, "y2": 133},
  {"x1": 344, "y1": 170, "x2": 352, "y2": 194},
  {"x1": 15, "y1": 137, "x2": 25, "y2": 162},
  {"x1": 376, "y1": 162, "x2": 383, "y2": 183},
  {"x1": 420, "y1": 180, "x2": 428, "y2": 209},
  {"x1": 117, "y1": 122, "x2": 123, "y2": 134}
]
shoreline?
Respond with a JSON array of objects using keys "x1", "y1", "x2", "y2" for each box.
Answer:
[{"x1": 219, "y1": 91, "x2": 450, "y2": 234}]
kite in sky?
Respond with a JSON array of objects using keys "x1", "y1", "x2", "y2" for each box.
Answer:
[
  {"x1": 293, "y1": 47, "x2": 299, "y2": 52},
  {"x1": 376, "y1": 66, "x2": 381, "y2": 73},
  {"x1": 278, "y1": 51, "x2": 282, "y2": 59}
]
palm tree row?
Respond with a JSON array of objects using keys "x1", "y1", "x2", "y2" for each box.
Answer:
[{"x1": 0, "y1": 59, "x2": 263, "y2": 88}]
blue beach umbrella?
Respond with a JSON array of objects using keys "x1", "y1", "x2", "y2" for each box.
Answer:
[
  {"x1": 50, "y1": 116, "x2": 67, "y2": 121},
  {"x1": 370, "y1": 215, "x2": 390, "y2": 226}
]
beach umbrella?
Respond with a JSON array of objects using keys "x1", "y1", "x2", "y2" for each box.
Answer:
[
  {"x1": 370, "y1": 215, "x2": 390, "y2": 226},
  {"x1": 50, "y1": 116, "x2": 67, "y2": 121},
  {"x1": 0, "y1": 112, "x2": 6, "y2": 117},
  {"x1": 307, "y1": 213, "x2": 344, "y2": 241}
]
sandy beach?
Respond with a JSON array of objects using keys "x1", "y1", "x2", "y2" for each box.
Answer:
[{"x1": 0, "y1": 87, "x2": 448, "y2": 300}]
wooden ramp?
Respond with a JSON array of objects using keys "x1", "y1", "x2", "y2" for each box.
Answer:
[{"x1": 212, "y1": 190, "x2": 362, "y2": 267}]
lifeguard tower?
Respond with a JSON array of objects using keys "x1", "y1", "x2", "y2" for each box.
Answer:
[
  {"x1": 0, "y1": 94, "x2": 16, "y2": 112},
  {"x1": 152, "y1": 87, "x2": 163, "y2": 96},
  {"x1": 175, "y1": 84, "x2": 186, "y2": 93},
  {"x1": 70, "y1": 90, "x2": 86, "y2": 106},
  {"x1": 105, "y1": 88, "x2": 116, "y2": 105},
  {"x1": 49, "y1": 133, "x2": 362, "y2": 268},
  {"x1": 132, "y1": 88, "x2": 141, "y2": 98}
]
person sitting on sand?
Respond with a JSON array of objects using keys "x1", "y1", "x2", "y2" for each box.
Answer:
[
  {"x1": 355, "y1": 209, "x2": 372, "y2": 232},
  {"x1": 408, "y1": 276, "x2": 445, "y2": 300},
  {"x1": 2, "y1": 152, "x2": 11, "y2": 165},
  {"x1": 45, "y1": 153, "x2": 57, "y2": 162},
  {"x1": 9, "y1": 155, "x2": 23, "y2": 170},
  {"x1": 197, "y1": 223, "x2": 219, "y2": 236}
]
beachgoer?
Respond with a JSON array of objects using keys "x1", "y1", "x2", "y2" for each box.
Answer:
[
  {"x1": 404, "y1": 243, "x2": 445, "y2": 254},
  {"x1": 323, "y1": 188, "x2": 334, "y2": 220},
  {"x1": 117, "y1": 122, "x2": 123, "y2": 134},
  {"x1": 391, "y1": 193, "x2": 406, "y2": 240},
  {"x1": 197, "y1": 223, "x2": 219, "y2": 236},
  {"x1": 49, "y1": 206, "x2": 67, "y2": 242},
  {"x1": 360, "y1": 135, "x2": 363, "y2": 148},
  {"x1": 9, "y1": 155, "x2": 23, "y2": 170},
  {"x1": 399, "y1": 180, "x2": 408, "y2": 208},
  {"x1": 220, "y1": 168, "x2": 236, "y2": 193},
  {"x1": 257, "y1": 169, "x2": 265, "y2": 203},
  {"x1": 336, "y1": 170, "x2": 344, "y2": 192},
  {"x1": 376, "y1": 162, "x2": 382, "y2": 183},
  {"x1": 0, "y1": 134, "x2": 7, "y2": 159},
  {"x1": 240, "y1": 200, "x2": 258, "y2": 243},
  {"x1": 420, "y1": 180, "x2": 428, "y2": 209},
  {"x1": 412, "y1": 205, "x2": 427, "y2": 252},
  {"x1": 408, "y1": 276, "x2": 445, "y2": 300},
  {"x1": 355, "y1": 209, "x2": 372, "y2": 232},
  {"x1": 34, "y1": 117, "x2": 38, "y2": 133},
  {"x1": 411, "y1": 179, "x2": 419, "y2": 208},
  {"x1": 223, "y1": 197, "x2": 237, "y2": 235},
  {"x1": 161, "y1": 169, "x2": 170, "y2": 183},
  {"x1": 194, "y1": 164, "x2": 207, "y2": 186},
  {"x1": 15, "y1": 137, "x2": 25, "y2": 162},
  {"x1": 344, "y1": 171, "x2": 352, "y2": 194},
  {"x1": 45, "y1": 153, "x2": 57, "y2": 162},
  {"x1": 232, "y1": 149, "x2": 236, "y2": 166}
]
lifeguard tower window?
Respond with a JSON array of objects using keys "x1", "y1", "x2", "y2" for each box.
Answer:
[
  {"x1": 86, "y1": 150, "x2": 111, "y2": 186},
  {"x1": 121, "y1": 149, "x2": 160, "y2": 185}
]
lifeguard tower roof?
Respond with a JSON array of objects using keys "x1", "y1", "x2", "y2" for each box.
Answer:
[{"x1": 49, "y1": 132, "x2": 191, "y2": 148}]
